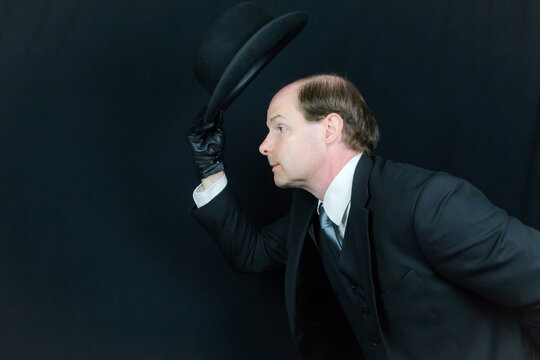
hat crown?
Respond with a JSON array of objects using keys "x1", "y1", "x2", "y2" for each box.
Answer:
[
  {"x1": 191, "y1": 2, "x2": 307, "y2": 122},
  {"x1": 193, "y1": 3, "x2": 273, "y2": 93}
]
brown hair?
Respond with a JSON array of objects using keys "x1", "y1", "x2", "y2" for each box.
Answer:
[{"x1": 296, "y1": 74, "x2": 379, "y2": 152}]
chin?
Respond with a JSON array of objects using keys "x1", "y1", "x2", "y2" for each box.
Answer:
[
  {"x1": 273, "y1": 179, "x2": 285, "y2": 188},
  {"x1": 273, "y1": 175, "x2": 289, "y2": 188},
  {"x1": 274, "y1": 179, "x2": 298, "y2": 190}
]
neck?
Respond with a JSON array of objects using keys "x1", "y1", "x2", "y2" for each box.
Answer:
[{"x1": 304, "y1": 149, "x2": 361, "y2": 201}]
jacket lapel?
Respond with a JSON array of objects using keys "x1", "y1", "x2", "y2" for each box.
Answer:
[
  {"x1": 284, "y1": 189, "x2": 317, "y2": 338},
  {"x1": 338, "y1": 154, "x2": 387, "y2": 352},
  {"x1": 338, "y1": 154, "x2": 373, "y2": 294}
]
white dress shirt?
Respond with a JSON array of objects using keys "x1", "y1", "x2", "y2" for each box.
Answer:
[
  {"x1": 317, "y1": 153, "x2": 362, "y2": 238},
  {"x1": 192, "y1": 173, "x2": 228, "y2": 208},
  {"x1": 193, "y1": 152, "x2": 363, "y2": 238}
]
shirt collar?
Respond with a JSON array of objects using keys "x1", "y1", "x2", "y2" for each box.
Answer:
[{"x1": 317, "y1": 153, "x2": 362, "y2": 225}]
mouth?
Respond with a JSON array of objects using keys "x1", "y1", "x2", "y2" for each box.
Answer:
[{"x1": 270, "y1": 163, "x2": 279, "y2": 170}]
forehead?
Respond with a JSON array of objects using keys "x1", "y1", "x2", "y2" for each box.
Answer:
[{"x1": 267, "y1": 82, "x2": 301, "y2": 118}]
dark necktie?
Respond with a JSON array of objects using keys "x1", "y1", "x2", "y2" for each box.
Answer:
[{"x1": 319, "y1": 205, "x2": 343, "y2": 252}]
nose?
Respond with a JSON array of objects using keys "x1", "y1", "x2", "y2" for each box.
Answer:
[{"x1": 259, "y1": 134, "x2": 272, "y2": 156}]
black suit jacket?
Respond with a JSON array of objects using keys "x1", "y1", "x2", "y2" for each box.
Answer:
[{"x1": 191, "y1": 154, "x2": 540, "y2": 359}]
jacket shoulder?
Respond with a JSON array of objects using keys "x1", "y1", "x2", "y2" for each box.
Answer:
[{"x1": 370, "y1": 156, "x2": 436, "y2": 193}]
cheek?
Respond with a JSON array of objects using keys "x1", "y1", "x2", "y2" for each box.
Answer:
[
  {"x1": 279, "y1": 130, "x2": 320, "y2": 167},
  {"x1": 303, "y1": 135, "x2": 322, "y2": 159},
  {"x1": 294, "y1": 138, "x2": 319, "y2": 168}
]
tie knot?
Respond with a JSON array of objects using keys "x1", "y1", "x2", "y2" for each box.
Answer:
[
  {"x1": 318, "y1": 204, "x2": 343, "y2": 250},
  {"x1": 319, "y1": 205, "x2": 334, "y2": 229}
]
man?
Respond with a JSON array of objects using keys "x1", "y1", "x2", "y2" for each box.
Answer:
[{"x1": 187, "y1": 74, "x2": 540, "y2": 359}]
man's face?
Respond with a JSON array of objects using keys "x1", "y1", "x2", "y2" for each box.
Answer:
[{"x1": 259, "y1": 83, "x2": 325, "y2": 189}]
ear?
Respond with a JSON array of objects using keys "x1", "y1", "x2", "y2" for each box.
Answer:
[{"x1": 323, "y1": 113, "x2": 344, "y2": 144}]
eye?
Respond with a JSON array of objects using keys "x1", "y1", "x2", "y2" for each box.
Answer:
[{"x1": 278, "y1": 126, "x2": 285, "y2": 133}]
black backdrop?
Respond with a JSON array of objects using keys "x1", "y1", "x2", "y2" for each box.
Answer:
[{"x1": 1, "y1": 1, "x2": 539, "y2": 359}]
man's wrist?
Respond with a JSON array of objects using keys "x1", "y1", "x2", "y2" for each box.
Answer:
[{"x1": 201, "y1": 171, "x2": 225, "y2": 190}]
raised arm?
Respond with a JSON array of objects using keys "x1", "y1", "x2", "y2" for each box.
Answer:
[{"x1": 187, "y1": 108, "x2": 288, "y2": 273}]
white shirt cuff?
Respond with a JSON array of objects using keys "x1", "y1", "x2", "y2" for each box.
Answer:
[{"x1": 192, "y1": 174, "x2": 228, "y2": 208}]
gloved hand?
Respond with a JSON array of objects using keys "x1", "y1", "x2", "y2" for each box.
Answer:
[{"x1": 187, "y1": 107, "x2": 225, "y2": 179}]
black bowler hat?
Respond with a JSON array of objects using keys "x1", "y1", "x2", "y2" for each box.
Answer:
[{"x1": 192, "y1": 2, "x2": 308, "y2": 122}]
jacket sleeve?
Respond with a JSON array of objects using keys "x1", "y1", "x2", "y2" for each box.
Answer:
[
  {"x1": 190, "y1": 185, "x2": 288, "y2": 273},
  {"x1": 413, "y1": 172, "x2": 540, "y2": 350}
]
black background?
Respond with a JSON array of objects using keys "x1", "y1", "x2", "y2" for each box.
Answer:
[{"x1": 1, "y1": 1, "x2": 539, "y2": 359}]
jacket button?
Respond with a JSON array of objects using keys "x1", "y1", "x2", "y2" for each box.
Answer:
[
  {"x1": 372, "y1": 335, "x2": 381, "y2": 346},
  {"x1": 350, "y1": 280, "x2": 359, "y2": 289},
  {"x1": 361, "y1": 307, "x2": 370, "y2": 317}
]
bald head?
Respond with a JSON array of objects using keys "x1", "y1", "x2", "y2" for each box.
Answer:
[{"x1": 289, "y1": 73, "x2": 379, "y2": 153}]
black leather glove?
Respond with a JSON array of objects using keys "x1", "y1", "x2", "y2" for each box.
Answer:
[{"x1": 187, "y1": 108, "x2": 225, "y2": 179}]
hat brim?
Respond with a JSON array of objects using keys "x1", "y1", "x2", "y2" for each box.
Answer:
[{"x1": 204, "y1": 11, "x2": 308, "y2": 122}]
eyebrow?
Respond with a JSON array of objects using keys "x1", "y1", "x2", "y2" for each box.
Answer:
[
  {"x1": 268, "y1": 114, "x2": 284, "y2": 123},
  {"x1": 267, "y1": 114, "x2": 287, "y2": 126}
]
